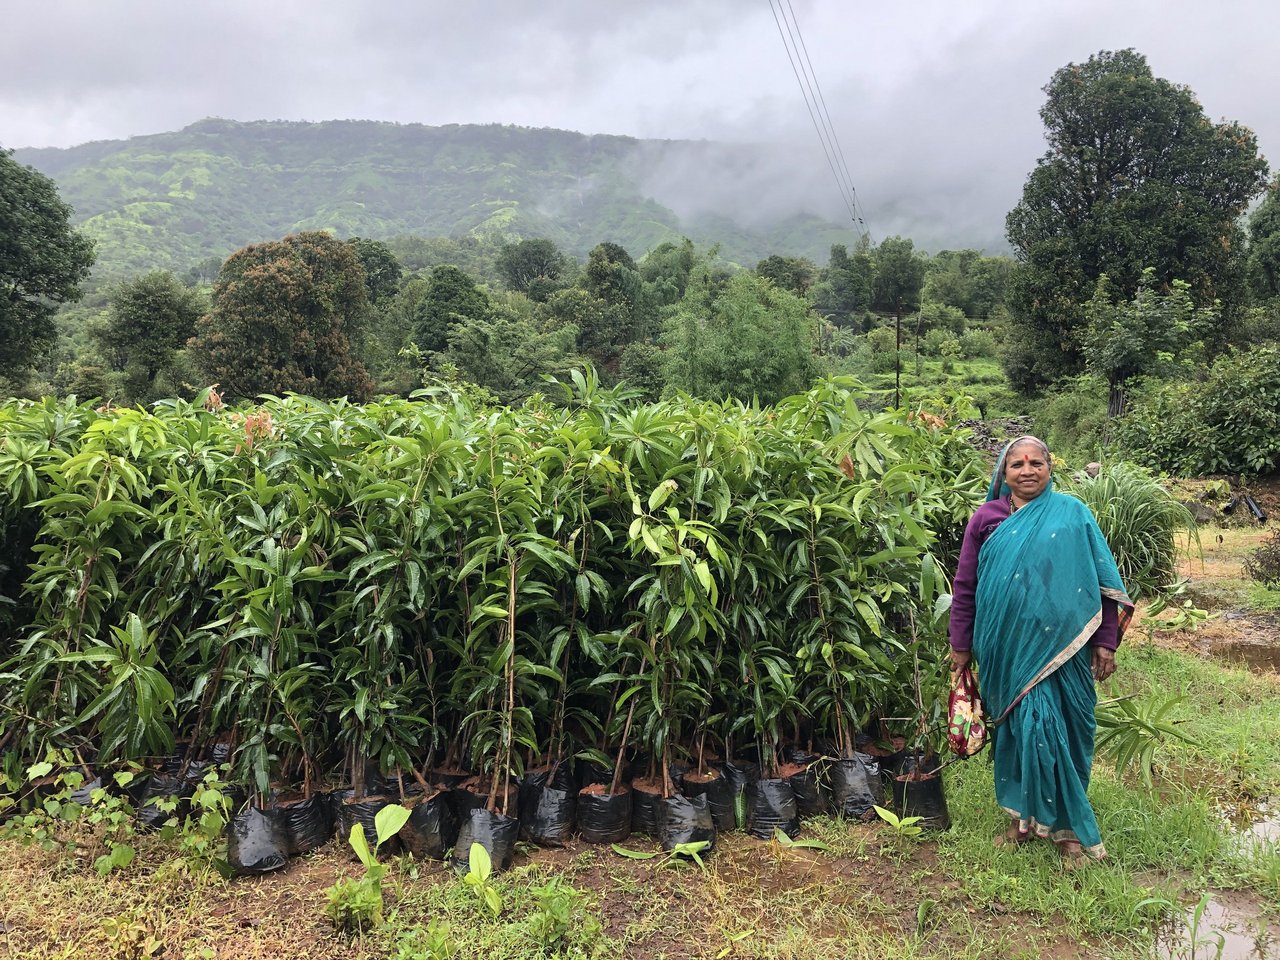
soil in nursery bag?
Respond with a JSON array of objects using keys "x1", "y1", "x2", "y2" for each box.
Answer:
[
  {"x1": 577, "y1": 757, "x2": 629, "y2": 791},
  {"x1": 336, "y1": 795, "x2": 401, "y2": 856},
  {"x1": 399, "y1": 790, "x2": 459, "y2": 860},
  {"x1": 747, "y1": 778, "x2": 800, "y2": 839},
  {"x1": 659, "y1": 794, "x2": 716, "y2": 852},
  {"x1": 451, "y1": 807, "x2": 520, "y2": 873},
  {"x1": 629, "y1": 777, "x2": 664, "y2": 837},
  {"x1": 577, "y1": 783, "x2": 632, "y2": 843},
  {"x1": 227, "y1": 805, "x2": 290, "y2": 876},
  {"x1": 783, "y1": 760, "x2": 826, "y2": 818},
  {"x1": 681, "y1": 768, "x2": 735, "y2": 832},
  {"x1": 860, "y1": 735, "x2": 908, "y2": 776},
  {"x1": 426, "y1": 768, "x2": 472, "y2": 790},
  {"x1": 828, "y1": 755, "x2": 882, "y2": 820},
  {"x1": 272, "y1": 792, "x2": 334, "y2": 855}
]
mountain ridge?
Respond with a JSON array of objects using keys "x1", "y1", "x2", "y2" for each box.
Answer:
[{"x1": 13, "y1": 118, "x2": 859, "y2": 278}]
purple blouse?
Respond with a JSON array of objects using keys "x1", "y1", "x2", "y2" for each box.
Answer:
[{"x1": 949, "y1": 496, "x2": 1120, "y2": 653}]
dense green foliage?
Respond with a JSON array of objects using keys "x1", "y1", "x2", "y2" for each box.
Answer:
[
  {"x1": 1081, "y1": 269, "x2": 1216, "y2": 416},
  {"x1": 0, "y1": 148, "x2": 96, "y2": 389},
  {"x1": 189, "y1": 231, "x2": 374, "y2": 401},
  {"x1": 91, "y1": 270, "x2": 206, "y2": 403},
  {"x1": 0, "y1": 379, "x2": 984, "y2": 800},
  {"x1": 14, "y1": 119, "x2": 854, "y2": 279},
  {"x1": 1057, "y1": 464, "x2": 1194, "y2": 599},
  {"x1": 661, "y1": 270, "x2": 817, "y2": 404},
  {"x1": 1115, "y1": 345, "x2": 1280, "y2": 476},
  {"x1": 1005, "y1": 49, "x2": 1269, "y2": 390}
]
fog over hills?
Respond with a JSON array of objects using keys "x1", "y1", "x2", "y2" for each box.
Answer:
[{"x1": 15, "y1": 118, "x2": 882, "y2": 279}]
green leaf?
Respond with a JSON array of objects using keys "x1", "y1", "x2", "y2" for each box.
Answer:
[
  {"x1": 468, "y1": 841, "x2": 492, "y2": 880},
  {"x1": 609, "y1": 844, "x2": 660, "y2": 860},
  {"x1": 349, "y1": 823, "x2": 374, "y2": 869},
  {"x1": 373, "y1": 804, "x2": 411, "y2": 851}
]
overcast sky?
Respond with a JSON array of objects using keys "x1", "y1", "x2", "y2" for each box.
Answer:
[{"x1": 3, "y1": 0, "x2": 1275, "y2": 250}]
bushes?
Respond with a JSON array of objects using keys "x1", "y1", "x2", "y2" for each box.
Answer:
[
  {"x1": 1116, "y1": 346, "x2": 1280, "y2": 476},
  {"x1": 0, "y1": 377, "x2": 986, "y2": 800},
  {"x1": 1057, "y1": 463, "x2": 1195, "y2": 599},
  {"x1": 1245, "y1": 532, "x2": 1280, "y2": 589},
  {"x1": 1033, "y1": 377, "x2": 1109, "y2": 464}
]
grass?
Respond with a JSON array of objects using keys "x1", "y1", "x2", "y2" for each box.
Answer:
[{"x1": 2, "y1": 531, "x2": 1278, "y2": 959}]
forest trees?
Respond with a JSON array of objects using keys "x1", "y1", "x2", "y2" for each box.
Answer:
[
  {"x1": 0, "y1": 148, "x2": 96, "y2": 389},
  {"x1": 189, "y1": 231, "x2": 374, "y2": 401},
  {"x1": 1004, "y1": 49, "x2": 1268, "y2": 392},
  {"x1": 662, "y1": 270, "x2": 816, "y2": 404},
  {"x1": 93, "y1": 271, "x2": 206, "y2": 402}
]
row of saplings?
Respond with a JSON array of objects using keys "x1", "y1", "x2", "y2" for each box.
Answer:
[{"x1": 218, "y1": 739, "x2": 952, "y2": 875}]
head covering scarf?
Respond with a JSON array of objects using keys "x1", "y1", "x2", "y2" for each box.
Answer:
[{"x1": 971, "y1": 439, "x2": 1133, "y2": 855}]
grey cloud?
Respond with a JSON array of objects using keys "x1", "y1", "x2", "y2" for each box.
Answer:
[{"x1": 2, "y1": 0, "x2": 1276, "y2": 251}]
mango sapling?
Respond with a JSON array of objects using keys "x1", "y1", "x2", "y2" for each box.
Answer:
[{"x1": 325, "y1": 803, "x2": 411, "y2": 934}]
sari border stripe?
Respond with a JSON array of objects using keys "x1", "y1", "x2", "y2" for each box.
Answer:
[{"x1": 993, "y1": 608, "x2": 1102, "y2": 727}]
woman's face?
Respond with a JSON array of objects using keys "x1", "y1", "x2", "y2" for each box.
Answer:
[{"x1": 1004, "y1": 443, "x2": 1051, "y2": 502}]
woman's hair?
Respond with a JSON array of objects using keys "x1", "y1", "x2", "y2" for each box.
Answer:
[{"x1": 1006, "y1": 435, "x2": 1052, "y2": 467}]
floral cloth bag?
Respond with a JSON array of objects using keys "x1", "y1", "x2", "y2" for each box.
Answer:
[{"x1": 947, "y1": 666, "x2": 987, "y2": 757}]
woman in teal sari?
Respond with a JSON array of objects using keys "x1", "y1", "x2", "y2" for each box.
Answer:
[{"x1": 949, "y1": 437, "x2": 1133, "y2": 867}]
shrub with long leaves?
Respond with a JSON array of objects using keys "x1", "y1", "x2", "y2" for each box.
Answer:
[{"x1": 0, "y1": 375, "x2": 997, "y2": 804}]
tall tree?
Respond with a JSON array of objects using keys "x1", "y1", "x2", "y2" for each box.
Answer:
[
  {"x1": 810, "y1": 241, "x2": 875, "y2": 328},
  {"x1": 189, "y1": 231, "x2": 373, "y2": 401},
  {"x1": 411, "y1": 264, "x2": 492, "y2": 354},
  {"x1": 345, "y1": 237, "x2": 403, "y2": 306},
  {"x1": 495, "y1": 237, "x2": 570, "y2": 299},
  {"x1": 871, "y1": 237, "x2": 926, "y2": 318},
  {"x1": 577, "y1": 241, "x2": 657, "y2": 372},
  {"x1": 94, "y1": 270, "x2": 206, "y2": 400},
  {"x1": 1005, "y1": 49, "x2": 1268, "y2": 391},
  {"x1": 661, "y1": 270, "x2": 816, "y2": 405},
  {"x1": 0, "y1": 148, "x2": 96, "y2": 387},
  {"x1": 1247, "y1": 180, "x2": 1280, "y2": 302},
  {"x1": 640, "y1": 238, "x2": 698, "y2": 308},
  {"x1": 1082, "y1": 269, "x2": 1216, "y2": 417},
  {"x1": 755, "y1": 255, "x2": 816, "y2": 296}
]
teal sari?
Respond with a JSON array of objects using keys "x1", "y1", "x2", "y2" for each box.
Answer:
[{"x1": 973, "y1": 460, "x2": 1133, "y2": 855}]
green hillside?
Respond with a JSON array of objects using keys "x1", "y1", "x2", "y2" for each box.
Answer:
[{"x1": 13, "y1": 119, "x2": 856, "y2": 278}]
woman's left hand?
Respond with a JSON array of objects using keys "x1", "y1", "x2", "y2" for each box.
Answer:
[{"x1": 1091, "y1": 646, "x2": 1116, "y2": 682}]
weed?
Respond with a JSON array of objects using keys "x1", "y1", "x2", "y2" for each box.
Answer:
[
  {"x1": 324, "y1": 803, "x2": 412, "y2": 934},
  {"x1": 461, "y1": 841, "x2": 503, "y2": 917},
  {"x1": 873, "y1": 804, "x2": 924, "y2": 839},
  {"x1": 1095, "y1": 690, "x2": 1199, "y2": 790},
  {"x1": 610, "y1": 839, "x2": 712, "y2": 872},
  {"x1": 391, "y1": 919, "x2": 458, "y2": 960},
  {"x1": 524, "y1": 876, "x2": 602, "y2": 954}
]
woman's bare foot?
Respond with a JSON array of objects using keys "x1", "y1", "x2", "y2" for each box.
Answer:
[
  {"x1": 1057, "y1": 839, "x2": 1091, "y2": 870},
  {"x1": 993, "y1": 824, "x2": 1030, "y2": 849}
]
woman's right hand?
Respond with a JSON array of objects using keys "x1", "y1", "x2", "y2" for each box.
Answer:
[{"x1": 950, "y1": 649, "x2": 972, "y2": 673}]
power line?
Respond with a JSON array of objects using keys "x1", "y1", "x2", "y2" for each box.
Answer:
[
  {"x1": 782, "y1": 0, "x2": 871, "y2": 236},
  {"x1": 766, "y1": 0, "x2": 870, "y2": 241}
]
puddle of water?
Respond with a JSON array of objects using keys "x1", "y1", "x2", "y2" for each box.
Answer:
[
  {"x1": 1210, "y1": 641, "x2": 1280, "y2": 674},
  {"x1": 1240, "y1": 802, "x2": 1280, "y2": 845},
  {"x1": 1156, "y1": 895, "x2": 1279, "y2": 960}
]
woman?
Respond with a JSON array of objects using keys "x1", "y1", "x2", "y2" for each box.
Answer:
[{"x1": 949, "y1": 436, "x2": 1133, "y2": 867}]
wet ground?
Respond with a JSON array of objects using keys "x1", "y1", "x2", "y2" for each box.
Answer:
[
  {"x1": 1155, "y1": 891, "x2": 1279, "y2": 960},
  {"x1": 1211, "y1": 638, "x2": 1280, "y2": 674}
]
